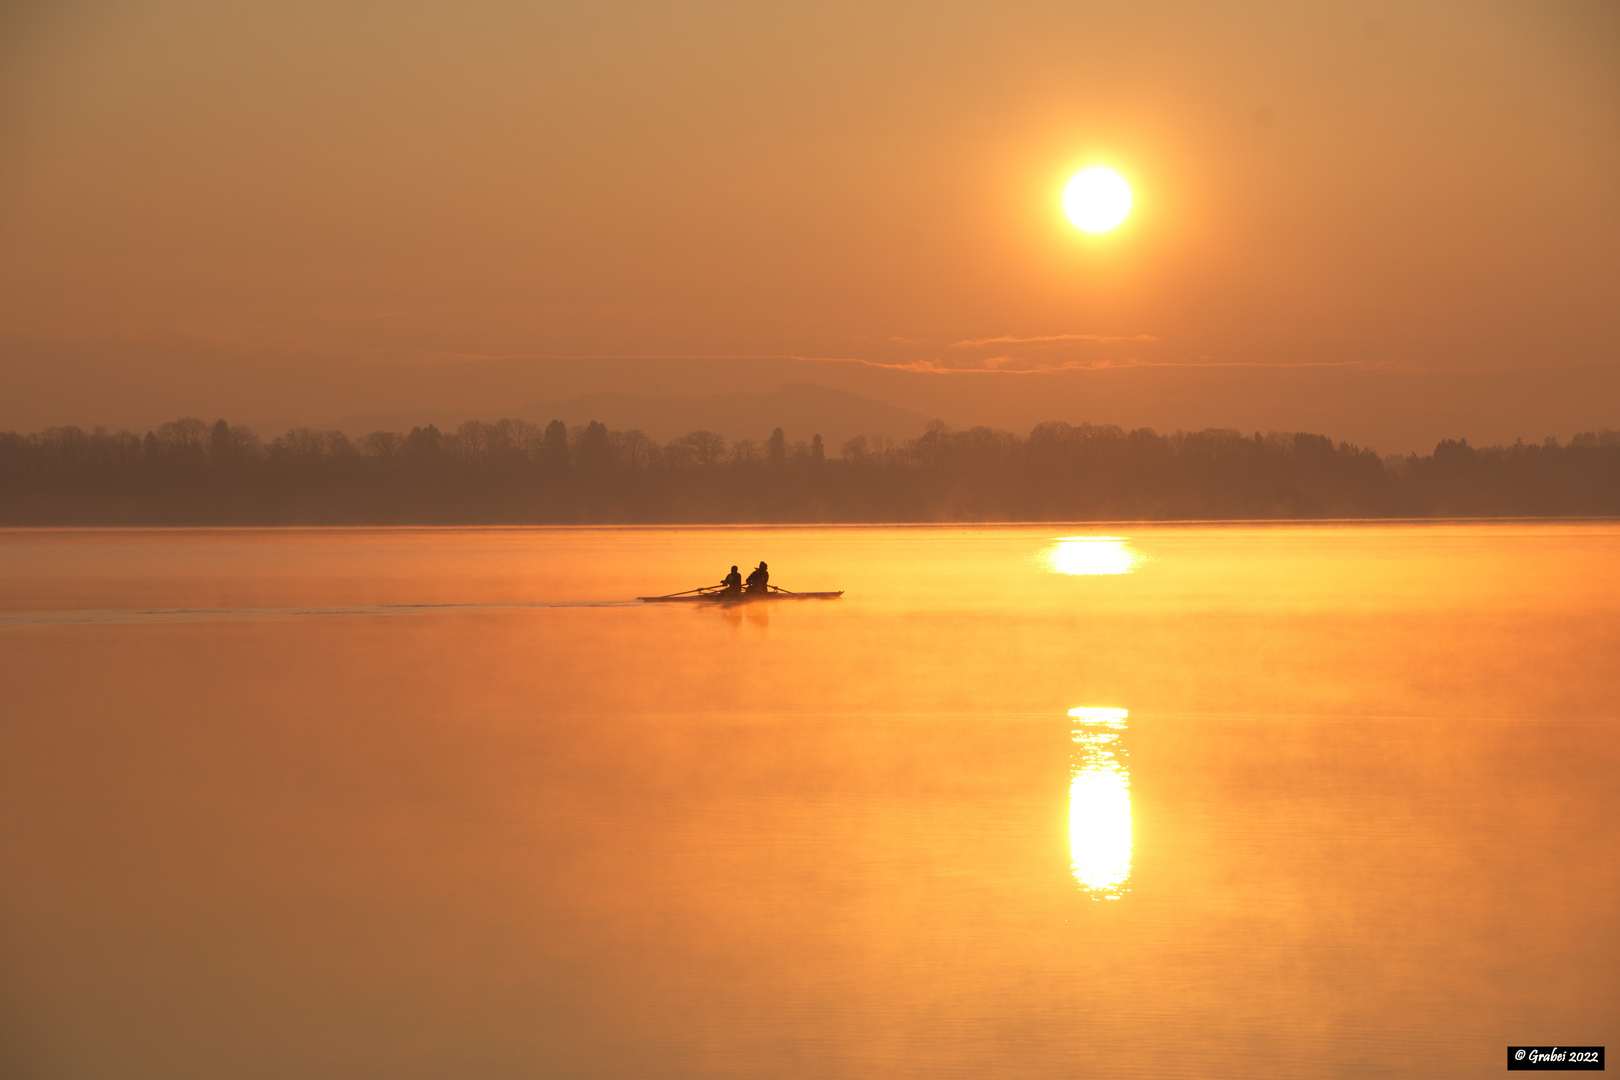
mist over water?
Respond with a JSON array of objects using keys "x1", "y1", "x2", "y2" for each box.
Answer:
[{"x1": 1, "y1": 524, "x2": 1616, "y2": 1079}]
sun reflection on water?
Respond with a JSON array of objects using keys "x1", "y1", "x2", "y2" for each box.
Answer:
[
  {"x1": 1044, "y1": 537, "x2": 1142, "y2": 575},
  {"x1": 1069, "y1": 707, "x2": 1131, "y2": 898}
]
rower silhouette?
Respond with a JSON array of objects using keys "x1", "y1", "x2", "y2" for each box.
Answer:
[
  {"x1": 720, "y1": 565, "x2": 743, "y2": 595},
  {"x1": 745, "y1": 561, "x2": 770, "y2": 594}
]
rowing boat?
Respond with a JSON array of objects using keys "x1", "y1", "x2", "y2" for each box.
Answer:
[{"x1": 638, "y1": 584, "x2": 844, "y2": 604}]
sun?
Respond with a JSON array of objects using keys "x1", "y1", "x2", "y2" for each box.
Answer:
[{"x1": 1062, "y1": 166, "x2": 1132, "y2": 234}]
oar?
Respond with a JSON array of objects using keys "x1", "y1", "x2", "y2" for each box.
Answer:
[{"x1": 643, "y1": 585, "x2": 718, "y2": 600}]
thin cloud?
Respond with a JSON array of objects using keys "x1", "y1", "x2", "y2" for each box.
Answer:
[
  {"x1": 820, "y1": 356, "x2": 1145, "y2": 375},
  {"x1": 802, "y1": 356, "x2": 1413, "y2": 375},
  {"x1": 950, "y1": 333, "x2": 1161, "y2": 348},
  {"x1": 14, "y1": 324, "x2": 1602, "y2": 378}
]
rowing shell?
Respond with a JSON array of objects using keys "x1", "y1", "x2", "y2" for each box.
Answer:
[{"x1": 638, "y1": 586, "x2": 843, "y2": 604}]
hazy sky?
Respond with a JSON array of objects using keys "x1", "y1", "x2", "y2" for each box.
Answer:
[{"x1": 1, "y1": 0, "x2": 1616, "y2": 451}]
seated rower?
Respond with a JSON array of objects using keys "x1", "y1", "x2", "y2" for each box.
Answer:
[
  {"x1": 744, "y1": 561, "x2": 769, "y2": 594},
  {"x1": 720, "y1": 565, "x2": 743, "y2": 594}
]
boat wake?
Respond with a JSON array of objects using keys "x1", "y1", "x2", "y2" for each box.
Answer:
[{"x1": 0, "y1": 600, "x2": 643, "y2": 626}]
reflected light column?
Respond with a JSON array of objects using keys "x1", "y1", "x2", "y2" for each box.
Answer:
[
  {"x1": 1042, "y1": 537, "x2": 1142, "y2": 576},
  {"x1": 1069, "y1": 707, "x2": 1131, "y2": 898}
]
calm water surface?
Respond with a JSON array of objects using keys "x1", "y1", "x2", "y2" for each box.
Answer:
[{"x1": 1, "y1": 524, "x2": 1616, "y2": 1079}]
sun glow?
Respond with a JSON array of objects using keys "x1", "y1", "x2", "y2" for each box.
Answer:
[
  {"x1": 1068, "y1": 707, "x2": 1132, "y2": 897},
  {"x1": 1062, "y1": 166, "x2": 1132, "y2": 233}
]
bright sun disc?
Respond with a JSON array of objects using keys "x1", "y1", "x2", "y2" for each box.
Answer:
[{"x1": 1062, "y1": 167, "x2": 1132, "y2": 233}]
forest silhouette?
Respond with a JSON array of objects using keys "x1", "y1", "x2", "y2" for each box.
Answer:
[{"x1": 2, "y1": 416, "x2": 1617, "y2": 525}]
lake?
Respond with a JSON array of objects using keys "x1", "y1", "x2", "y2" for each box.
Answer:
[{"x1": 1, "y1": 523, "x2": 1616, "y2": 1079}]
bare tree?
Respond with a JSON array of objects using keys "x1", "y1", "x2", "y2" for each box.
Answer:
[
  {"x1": 674, "y1": 430, "x2": 726, "y2": 468},
  {"x1": 452, "y1": 420, "x2": 498, "y2": 466},
  {"x1": 360, "y1": 431, "x2": 405, "y2": 461},
  {"x1": 614, "y1": 429, "x2": 658, "y2": 470},
  {"x1": 156, "y1": 418, "x2": 209, "y2": 457}
]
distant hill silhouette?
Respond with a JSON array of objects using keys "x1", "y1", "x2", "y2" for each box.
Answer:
[{"x1": 320, "y1": 383, "x2": 930, "y2": 447}]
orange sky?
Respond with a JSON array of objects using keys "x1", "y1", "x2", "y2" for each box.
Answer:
[{"x1": 1, "y1": 0, "x2": 1616, "y2": 452}]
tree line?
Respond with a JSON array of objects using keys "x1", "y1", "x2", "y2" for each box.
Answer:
[{"x1": 1, "y1": 416, "x2": 1617, "y2": 524}]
